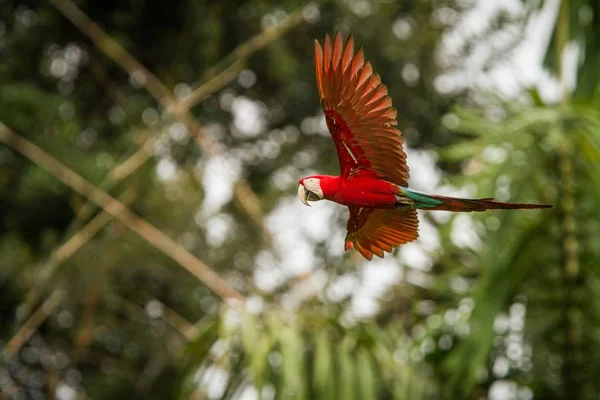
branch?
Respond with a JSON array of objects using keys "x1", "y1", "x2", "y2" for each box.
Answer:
[
  {"x1": 169, "y1": 59, "x2": 245, "y2": 116},
  {"x1": 157, "y1": 300, "x2": 199, "y2": 340},
  {"x1": 54, "y1": 190, "x2": 136, "y2": 263},
  {"x1": 108, "y1": 135, "x2": 159, "y2": 182},
  {"x1": 46, "y1": 0, "x2": 175, "y2": 107},
  {"x1": 47, "y1": 0, "x2": 305, "y2": 240},
  {"x1": 173, "y1": 9, "x2": 305, "y2": 113},
  {"x1": 0, "y1": 123, "x2": 244, "y2": 303},
  {"x1": 3, "y1": 290, "x2": 65, "y2": 360},
  {"x1": 48, "y1": 0, "x2": 304, "y2": 116},
  {"x1": 19, "y1": 191, "x2": 137, "y2": 324}
]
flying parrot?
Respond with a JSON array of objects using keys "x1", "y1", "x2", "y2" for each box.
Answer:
[{"x1": 297, "y1": 32, "x2": 552, "y2": 260}]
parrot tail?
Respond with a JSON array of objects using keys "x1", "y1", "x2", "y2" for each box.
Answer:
[{"x1": 400, "y1": 187, "x2": 553, "y2": 212}]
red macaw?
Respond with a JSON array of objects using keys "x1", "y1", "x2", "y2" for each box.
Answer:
[{"x1": 298, "y1": 32, "x2": 552, "y2": 260}]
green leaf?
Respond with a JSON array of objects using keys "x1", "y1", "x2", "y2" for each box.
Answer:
[
  {"x1": 337, "y1": 338, "x2": 356, "y2": 400},
  {"x1": 279, "y1": 323, "x2": 307, "y2": 400},
  {"x1": 527, "y1": 87, "x2": 546, "y2": 107},
  {"x1": 241, "y1": 311, "x2": 259, "y2": 354},
  {"x1": 241, "y1": 312, "x2": 273, "y2": 391},
  {"x1": 313, "y1": 330, "x2": 335, "y2": 400},
  {"x1": 356, "y1": 348, "x2": 377, "y2": 400}
]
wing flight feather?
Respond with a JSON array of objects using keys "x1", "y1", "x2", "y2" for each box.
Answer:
[
  {"x1": 345, "y1": 207, "x2": 419, "y2": 260},
  {"x1": 314, "y1": 32, "x2": 409, "y2": 186}
]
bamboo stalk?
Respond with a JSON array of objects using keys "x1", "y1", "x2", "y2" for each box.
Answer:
[
  {"x1": 46, "y1": 0, "x2": 175, "y2": 107},
  {"x1": 172, "y1": 9, "x2": 304, "y2": 113},
  {"x1": 18, "y1": 191, "x2": 137, "y2": 325},
  {"x1": 45, "y1": 0, "x2": 303, "y2": 244},
  {"x1": 3, "y1": 290, "x2": 65, "y2": 359},
  {"x1": 0, "y1": 123, "x2": 244, "y2": 303},
  {"x1": 169, "y1": 59, "x2": 245, "y2": 116}
]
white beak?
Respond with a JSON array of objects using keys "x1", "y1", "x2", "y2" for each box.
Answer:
[{"x1": 298, "y1": 184, "x2": 311, "y2": 207}]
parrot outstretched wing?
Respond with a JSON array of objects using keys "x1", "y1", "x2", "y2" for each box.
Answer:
[
  {"x1": 314, "y1": 32, "x2": 409, "y2": 186},
  {"x1": 345, "y1": 207, "x2": 419, "y2": 260}
]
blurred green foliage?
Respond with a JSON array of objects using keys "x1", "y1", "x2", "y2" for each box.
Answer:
[{"x1": 1, "y1": 0, "x2": 599, "y2": 399}]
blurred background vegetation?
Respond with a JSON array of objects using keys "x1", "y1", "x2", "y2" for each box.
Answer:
[{"x1": 1, "y1": 0, "x2": 599, "y2": 399}]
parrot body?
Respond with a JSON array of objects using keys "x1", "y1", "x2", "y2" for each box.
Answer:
[
  {"x1": 298, "y1": 33, "x2": 551, "y2": 260},
  {"x1": 301, "y1": 174, "x2": 549, "y2": 211}
]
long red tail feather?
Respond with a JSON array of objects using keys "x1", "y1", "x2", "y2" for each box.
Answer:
[{"x1": 426, "y1": 194, "x2": 552, "y2": 212}]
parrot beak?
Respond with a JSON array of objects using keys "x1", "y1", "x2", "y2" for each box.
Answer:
[
  {"x1": 298, "y1": 184, "x2": 311, "y2": 207},
  {"x1": 298, "y1": 183, "x2": 323, "y2": 206}
]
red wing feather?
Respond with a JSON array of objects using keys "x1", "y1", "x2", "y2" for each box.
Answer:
[
  {"x1": 345, "y1": 207, "x2": 419, "y2": 260},
  {"x1": 314, "y1": 32, "x2": 409, "y2": 186}
]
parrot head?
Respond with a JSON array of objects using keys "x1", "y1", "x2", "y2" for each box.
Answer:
[{"x1": 298, "y1": 177, "x2": 324, "y2": 207}]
